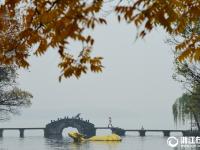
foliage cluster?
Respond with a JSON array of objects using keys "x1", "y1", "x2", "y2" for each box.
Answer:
[
  {"x1": 0, "y1": 65, "x2": 32, "y2": 120},
  {"x1": 1, "y1": 0, "x2": 200, "y2": 79}
]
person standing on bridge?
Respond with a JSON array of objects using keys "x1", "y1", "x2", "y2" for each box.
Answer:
[{"x1": 108, "y1": 117, "x2": 113, "y2": 128}]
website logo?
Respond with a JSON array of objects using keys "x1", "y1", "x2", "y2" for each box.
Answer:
[
  {"x1": 167, "y1": 136, "x2": 179, "y2": 148},
  {"x1": 167, "y1": 136, "x2": 200, "y2": 148}
]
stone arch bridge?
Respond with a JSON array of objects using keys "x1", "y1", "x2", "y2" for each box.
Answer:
[
  {"x1": 44, "y1": 117, "x2": 96, "y2": 138},
  {"x1": 0, "y1": 117, "x2": 187, "y2": 138}
]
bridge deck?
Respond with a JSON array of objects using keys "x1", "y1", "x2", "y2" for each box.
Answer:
[
  {"x1": 125, "y1": 129, "x2": 184, "y2": 132},
  {"x1": 95, "y1": 127, "x2": 184, "y2": 132},
  {"x1": 0, "y1": 128, "x2": 45, "y2": 130},
  {"x1": 0, "y1": 127, "x2": 184, "y2": 132}
]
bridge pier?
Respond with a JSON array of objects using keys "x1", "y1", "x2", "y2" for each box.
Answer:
[
  {"x1": 19, "y1": 129, "x2": 24, "y2": 138},
  {"x1": 111, "y1": 127, "x2": 125, "y2": 136},
  {"x1": 0, "y1": 129, "x2": 3, "y2": 137},
  {"x1": 139, "y1": 130, "x2": 146, "y2": 136},
  {"x1": 82, "y1": 128, "x2": 96, "y2": 138},
  {"x1": 44, "y1": 128, "x2": 48, "y2": 138},
  {"x1": 163, "y1": 131, "x2": 170, "y2": 137}
]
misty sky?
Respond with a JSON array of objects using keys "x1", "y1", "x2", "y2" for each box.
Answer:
[{"x1": 0, "y1": 14, "x2": 185, "y2": 131}]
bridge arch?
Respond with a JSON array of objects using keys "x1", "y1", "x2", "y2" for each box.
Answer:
[
  {"x1": 62, "y1": 127, "x2": 78, "y2": 137},
  {"x1": 44, "y1": 117, "x2": 96, "y2": 138}
]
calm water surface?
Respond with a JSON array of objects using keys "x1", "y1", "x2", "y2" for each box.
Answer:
[{"x1": 0, "y1": 135, "x2": 198, "y2": 150}]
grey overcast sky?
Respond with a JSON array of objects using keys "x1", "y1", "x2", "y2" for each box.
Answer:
[{"x1": 0, "y1": 14, "x2": 184, "y2": 130}]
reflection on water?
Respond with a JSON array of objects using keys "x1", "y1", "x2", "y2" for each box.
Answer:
[
  {"x1": 45, "y1": 137, "x2": 83, "y2": 150},
  {"x1": 45, "y1": 137, "x2": 121, "y2": 150},
  {"x1": 1, "y1": 135, "x2": 200, "y2": 150},
  {"x1": 90, "y1": 141, "x2": 120, "y2": 149},
  {"x1": 175, "y1": 146, "x2": 200, "y2": 150}
]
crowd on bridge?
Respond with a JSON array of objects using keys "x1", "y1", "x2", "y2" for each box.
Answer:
[{"x1": 50, "y1": 115, "x2": 90, "y2": 124}]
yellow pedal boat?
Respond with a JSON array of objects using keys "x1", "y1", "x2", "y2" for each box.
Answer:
[{"x1": 68, "y1": 131, "x2": 122, "y2": 142}]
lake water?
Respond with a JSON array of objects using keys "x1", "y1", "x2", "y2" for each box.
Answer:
[{"x1": 0, "y1": 134, "x2": 198, "y2": 150}]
